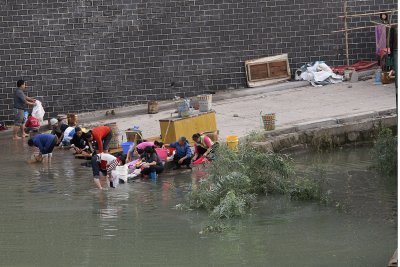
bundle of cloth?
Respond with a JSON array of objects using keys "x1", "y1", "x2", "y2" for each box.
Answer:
[{"x1": 295, "y1": 61, "x2": 343, "y2": 87}]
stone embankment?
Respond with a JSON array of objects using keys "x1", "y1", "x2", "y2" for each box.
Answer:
[{"x1": 251, "y1": 108, "x2": 397, "y2": 153}]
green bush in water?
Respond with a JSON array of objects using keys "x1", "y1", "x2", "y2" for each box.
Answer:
[
  {"x1": 287, "y1": 176, "x2": 323, "y2": 201},
  {"x1": 371, "y1": 128, "x2": 397, "y2": 176},
  {"x1": 185, "y1": 144, "x2": 329, "y2": 232},
  {"x1": 211, "y1": 191, "x2": 253, "y2": 219}
]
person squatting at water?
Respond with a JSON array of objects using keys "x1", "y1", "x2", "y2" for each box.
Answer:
[
  {"x1": 85, "y1": 125, "x2": 112, "y2": 153},
  {"x1": 13, "y1": 80, "x2": 36, "y2": 140},
  {"x1": 141, "y1": 146, "x2": 164, "y2": 178},
  {"x1": 91, "y1": 152, "x2": 125, "y2": 189},
  {"x1": 70, "y1": 127, "x2": 91, "y2": 156},
  {"x1": 169, "y1": 136, "x2": 192, "y2": 170},
  {"x1": 60, "y1": 125, "x2": 76, "y2": 147},
  {"x1": 24, "y1": 113, "x2": 40, "y2": 137},
  {"x1": 50, "y1": 118, "x2": 68, "y2": 145},
  {"x1": 126, "y1": 140, "x2": 164, "y2": 162},
  {"x1": 191, "y1": 133, "x2": 217, "y2": 162},
  {"x1": 27, "y1": 133, "x2": 58, "y2": 163}
]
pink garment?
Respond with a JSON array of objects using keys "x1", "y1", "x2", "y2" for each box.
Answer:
[
  {"x1": 136, "y1": 141, "x2": 154, "y2": 150},
  {"x1": 375, "y1": 25, "x2": 386, "y2": 55},
  {"x1": 203, "y1": 135, "x2": 213, "y2": 148}
]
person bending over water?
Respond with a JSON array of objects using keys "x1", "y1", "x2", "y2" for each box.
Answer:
[
  {"x1": 191, "y1": 133, "x2": 217, "y2": 162},
  {"x1": 85, "y1": 125, "x2": 112, "y2": 153},
  {"x1": 91, "y1": 152, "x2": 124, "y2": 189},
  {"x1": 70, "y1": 127, "x2": 91, "y2": 156},
  {"x1": 141, "y1": 146, "x2": 164, "y2": 178},
  {"x1": 126, "y1": 140, "x2": 163, "y2": 162},
  {"x1": 27, "y1": 133, "x2": 57, "y2": 163}
]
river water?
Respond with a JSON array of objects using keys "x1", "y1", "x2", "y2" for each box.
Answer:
[{"x1": 0, "y1": 140, "x2": 396, "y2": 266}]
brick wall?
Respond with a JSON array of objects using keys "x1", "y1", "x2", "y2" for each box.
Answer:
[{"x1": 0, "y1": 0, "x2": 397, "y2": 123}]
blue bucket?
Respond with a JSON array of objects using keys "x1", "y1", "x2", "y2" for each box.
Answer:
[{"x1": 122, "y1": 142, "x2": 134, "y2": 155}]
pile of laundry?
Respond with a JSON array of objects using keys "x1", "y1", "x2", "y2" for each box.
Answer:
[{"x1": 295, "y1": 61, "x2": 343, "y2": 87}]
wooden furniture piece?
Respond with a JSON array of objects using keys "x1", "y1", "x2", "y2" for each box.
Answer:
[
  {"x1": 245, "y1": 53, "x2": 291, "y2": 87},
  {"x1": 159, "y1": 111, "x2": 217, "y2": 145}
]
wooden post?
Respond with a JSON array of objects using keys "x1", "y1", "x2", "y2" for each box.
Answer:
[{"x1": 344, "y1": 0, "x2": 350, "y2": 66}]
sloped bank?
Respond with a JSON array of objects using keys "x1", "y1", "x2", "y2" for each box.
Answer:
[{"x1": 250, "y1": 109, "x2": 397, "y2": 153}]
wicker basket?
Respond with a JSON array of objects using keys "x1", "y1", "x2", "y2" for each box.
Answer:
[
  {"x1": 148, "y1": 101, "x2": 159, "y2": 114},
  {"x1": 262, "y1": 113, "x2": 276, "y2": 131},
  {"x1": 125, "y1": 130, "x2": 143, "y2": 143},
  {"x1": 105, "y1": 123, "x2": 120, "y2": 149}
]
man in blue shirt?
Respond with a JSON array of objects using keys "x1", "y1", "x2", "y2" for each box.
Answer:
[
  {"x1": 28, "y1": 134, "x2": 57, "y2": 163},
  {"x1": 13, "y1": 80, "x2": 36, "y2": 140},
  {"x1": 169, "y1": 136, "x2": 192, "y2": 170}
]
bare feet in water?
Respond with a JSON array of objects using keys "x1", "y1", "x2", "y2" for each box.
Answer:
[{"x1": 13, "y1": 136, "x2": 21, "y2": 140}]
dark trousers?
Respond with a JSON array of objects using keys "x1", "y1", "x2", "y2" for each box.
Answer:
[
  {"x1": 195, "y1": 145, "x2": 208, "y2": 157},
  {"x1": 91, "y1": 155, "x2": 107, "y2": 177},
  {"x1": 173, "y1": 155, "x2": 192, "y2": 167},
  {"x1": 141, "y1": 165, "x2": 164, "y2": 175},
  {"x1": 102, "y1": 129, "x2": 113, "y2": 151}
]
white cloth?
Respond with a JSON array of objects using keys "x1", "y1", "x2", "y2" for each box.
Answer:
[
  {"x1": 298, "y1": 61, "x2": 343, "y2": 86},
  {"x1": 32, "y1": 100, "x2": 45, "y2": 122}
]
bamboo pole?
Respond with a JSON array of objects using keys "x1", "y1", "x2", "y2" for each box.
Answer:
[
  {"x1": 344, "y1": 0, "x2": 349, "y2": 66},
  {"x1": 332, "y1": 24, "x2": 398, "y2": 33},
  {"x1": 370, "y1": 21, "x2": 398, "y2": 27},
  {"x1": 338, "y1": 9, "x2": 397, "y2": 18}
]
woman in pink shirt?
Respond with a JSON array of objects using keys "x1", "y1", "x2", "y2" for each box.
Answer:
[
  {"x1": 192, "y1": 133, "x2": 216, "y2": 162},
  {"x1": 126, "y1": 140, "x2": 163, "y2": 162}
]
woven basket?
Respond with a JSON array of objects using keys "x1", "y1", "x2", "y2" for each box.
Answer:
[{"x1": 262, "y1": 113, "x2": 276, "y2": 131}]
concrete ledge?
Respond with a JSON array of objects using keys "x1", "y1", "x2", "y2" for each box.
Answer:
[
  {"x1": 336, "y1": 111, "x2": 377, "y2": 124},
  {"x1": 252, "y1": 113, "x2": 397, "y2": 153},
  {"x1": 294, "y1": 118, "x2": 337, "y2": 131}
]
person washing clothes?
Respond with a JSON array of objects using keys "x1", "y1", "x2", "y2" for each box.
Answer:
[
  {"x1": 169, "y1": 137, "x2": 192, "y2": 170},
  {"x1": 141, "y1": 146, "x2": 164, "y2": 178},
  {"x1": 85, "y1": 125, "x2": 112, "y2": 153},
  {"x1": 70, "y1": 127, "x2": 91, "y2": 156},
  {"x1": 91, "y1": 152, "x2": 125, "y2": 189},
  {"x1": 126, "y1": 140, "x2": 164, "y2": 162},
  {"x1": 50, "y1": 118, "x2": 68, "y2": 145},
  {"x1": 24, "y1": 113, "x2": 40, "y2": 136},
  {"x1": 27, "y1": 133, "x2": 57, "y2": 163},
  {"x1": 61, "y1": 125, "x2": 75, "y2": 147},
  {"x1": 191, "y1": 133, "x2": 217, "y2": 162}
]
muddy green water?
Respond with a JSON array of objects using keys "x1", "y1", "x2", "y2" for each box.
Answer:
[{"x1": 0, "y1": 140, "x2": 396, "y2": 267}]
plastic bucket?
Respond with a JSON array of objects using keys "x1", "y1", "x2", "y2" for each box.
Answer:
[
  {"x1": 226, "y1": 135, "x2": 239, "y2": 150},
  {"x1": 262, "y1": 113, "x2": 276, "y2": 131},
  {"x1": 167, "y1": 147, "x2": 176, "y2": 156},
  {"x1": 155, "y1": 148, "x2": 169, "y2": 161},
  {"x1": 122, "y1": 142, "x2": 134, "y2": 155}
]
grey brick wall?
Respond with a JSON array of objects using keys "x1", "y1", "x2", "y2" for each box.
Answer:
[{"x1": 0, "y1": 0, "x2": 397, "y2": 123}]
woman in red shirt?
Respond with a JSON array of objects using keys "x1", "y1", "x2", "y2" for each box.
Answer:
[
  {"x1": 24, "y1": 113, "x2": 40, "y2": 135},
  {"x1": 84, "y1": 125, "x2": 112, "y2": 153}
]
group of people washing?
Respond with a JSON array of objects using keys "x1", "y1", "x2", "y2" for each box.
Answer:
[
  {"x1": 27, "y1": 124, "x2": 217, "y2": 189},
  {"x1": 13, "y1": 80, "x2": 218, "y2": 190}
]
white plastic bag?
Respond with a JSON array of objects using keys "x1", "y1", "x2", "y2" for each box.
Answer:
[{"x1": 32, "y1": 100, "x2": 45, "y2": 123}]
